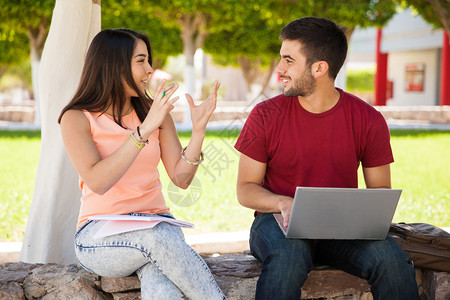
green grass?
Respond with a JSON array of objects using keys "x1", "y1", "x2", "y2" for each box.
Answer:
[
  {"x1": 0, "y1": 129, "x2": 449, "y2": 241},
  {"x1": 160, "y1": 130, "x2": 254, "y2": 235},
  {"x1": 0, "y1": 131, "x2": 41, "y2": 241},
  {"x1": 389, "y1": 130, "x2": 450, "y2": 227}
]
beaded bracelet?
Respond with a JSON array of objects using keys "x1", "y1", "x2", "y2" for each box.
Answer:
[
  {"x1": 129, "y1": 133, "x2": 144, "y2": 149},
  {"x1": 181, "y1": 146, "x2": 204, "y2": 165},
  {"x1": 136, "y1": 126, "x2": 149, "y2": 144}
]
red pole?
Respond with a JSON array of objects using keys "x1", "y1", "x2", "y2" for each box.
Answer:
[
  {"x1": 374, "y1": 28, "x2": 388, "y2": 106},
  {"x1": 440, "y1": 31, "x2": 450, "y2": 106}
]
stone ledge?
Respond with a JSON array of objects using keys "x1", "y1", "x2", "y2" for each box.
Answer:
[
  {"x1": 170, "y1": 105, "x2": 450, "y2": 124},
  {"x1": 2, "y1": 253, "x2": 447, "y2": 300},
  {"x1": 2, "y1": 104, "x2": 450, "y2": 124},
  {"x1": 376, "y1": 105, "x2": 450, "y2": 124}
]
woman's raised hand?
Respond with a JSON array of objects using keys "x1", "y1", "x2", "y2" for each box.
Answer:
[
  {"x1": 186, "y1": 81, "x2": 220, "y2": 132},
  {"x1": 142, "y1": 80, "x2": 179, "y2": 133}
]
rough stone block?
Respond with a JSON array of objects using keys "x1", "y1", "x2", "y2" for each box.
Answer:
[
  {"x1": 101, "y1": 276, "x2": 140, "y2": 293},
  {"x1": 214, "y1": 276, "x2": 257, "y2": 300},
  {"x1": 302, "y1": 269, "x2": 371, "y2": 299},
  {"x1": 22, "y1": 264, "x2": 100, "y2": 299},
  {"x1": 203, "y1": 253, "x2": 261, "y2": 278},
  {"x1": 24, "y1": 283, "x2": 47, "y2": 299},
  {"x1": 0, "y1": 268, "x2": 30, "y2": 284},
  {"x1": 0, "y1": 282, "x2": 24, "y2": 300},
  {"x1": 111, "y1": 291, "x2": 142, "y2": 300},
  {"x1": 203, "y1": 253, "x2": 373, "y2": 299},
  {"x1": 42, "y1": 277, "x2": 107, "y2": 300},
  {"x1": 423, "y1": 270, "x2": 450, "y2": 300}
]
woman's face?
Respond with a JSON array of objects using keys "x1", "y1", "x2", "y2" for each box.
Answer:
[{"x1": 125, "y1": 39, "x2": 154, "y2": 98}]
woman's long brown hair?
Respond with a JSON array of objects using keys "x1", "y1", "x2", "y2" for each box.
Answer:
[{"x1": 57, "y1": 29, "x2": 153, "y2": 127}]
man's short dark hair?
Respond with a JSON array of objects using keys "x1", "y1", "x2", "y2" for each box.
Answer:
[{"x1": 280, "y1": 17, "x2": 348, "y2": 79}]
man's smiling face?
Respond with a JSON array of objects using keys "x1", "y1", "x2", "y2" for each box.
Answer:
[{"x1": 276, "y1": 39, "x2": 316, "y2": 98}]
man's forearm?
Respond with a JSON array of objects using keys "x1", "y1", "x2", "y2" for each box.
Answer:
[{"x1": 237, "y1": 182, "x2": 293, "y2": 213}]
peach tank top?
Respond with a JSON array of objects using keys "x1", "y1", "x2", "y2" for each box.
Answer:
[{"x1": 77, "y1": 110, "x2": 170, "y2": 227}]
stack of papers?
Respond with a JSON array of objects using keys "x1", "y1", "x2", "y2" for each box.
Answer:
[{"x1": 88, "y1": 214, "x2": 194, "y2": 239}]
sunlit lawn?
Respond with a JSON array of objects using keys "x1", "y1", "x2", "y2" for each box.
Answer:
[
  {"x1": 388, "y1": 130, "x2": 450, "y2": 227},
  {"x1": 0, "y1": 128, "x2": 449, "y2": 242}
]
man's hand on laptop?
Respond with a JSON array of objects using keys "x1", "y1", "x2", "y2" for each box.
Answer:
[{"x1": 278, "y1": 197, "x2": 293, "y2": 228}]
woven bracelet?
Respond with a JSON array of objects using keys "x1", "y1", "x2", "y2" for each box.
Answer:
[{"x1": 129, "y1": 133, "x2": 144, "y2": 149}]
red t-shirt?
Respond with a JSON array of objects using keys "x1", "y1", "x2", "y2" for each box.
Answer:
[{"x1": 234, "y1": 89, "x2": 394, "y2": 198}]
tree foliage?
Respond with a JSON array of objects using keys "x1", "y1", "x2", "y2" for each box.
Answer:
[
  {"x1": 203, "y1": 0, "x2": 397, "y2": 94},
  {"x1": 0, "y1": 29, "x2": 30, "y2": 78},
  {"x1": 0, "y1": 0, "x2": 55, "y2": 62},
  {"x1": 0, "y1": 0, "x2": 54, "y2": 91},
  {"x1": 0, "y1": 0, "x2": 184, "y2": 84},
  {"x1": 5, "y1": 0, "x2": 447, "y2": 100},
  {"x1": 101, "y1": 0, "x2": 183, "y2": 69},
  {"x1": 147, "y1": 0, "x2": 256, "y2": 65},
  {"x1": 202, "y1": 2, "x2": 283, "y2": 93},
  {"x1": 399, "y1": 0, "x2": 450, "y2": 35}
]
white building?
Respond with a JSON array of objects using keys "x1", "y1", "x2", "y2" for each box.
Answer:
[{"x1": 349, "y1": 9, "x2": 447, "y2": 106}]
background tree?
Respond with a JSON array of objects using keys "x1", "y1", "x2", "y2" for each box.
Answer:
[
  {"x1": 101, "y1": 0, "x2": 183, "y2": 70},
  {"x1": 204, "y1": 0, "x2": 397, "y2": 100},
  {"x1": 0, "y1": 31, "x2": 32, "y2": 97},
  {"x1": 0, "y1": 0, "x2": 54, "y2": 123},
  {"x1": 0, "y1": 0, "x2": 184, "y2": 119},
  {"x1": 145, "y1": 1, "x2": 255, "y2": 97},
  {"x1": 398, "y1": 0, "x2": 450, "y2": 35},
  {"x1": 203, "y1": 2, "x2": 282, "y2": 100},
  {"x1": 0, "y1": 0, "x2": 54, "y2": 78},
  {"x1": 0, "y1": 29, "x2": 30, "y2": 81}
]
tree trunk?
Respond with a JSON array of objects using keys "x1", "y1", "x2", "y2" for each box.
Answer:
[
  {"x1": 20, "y1": 0, "x2": 101, "y2": 265},
  {"x1": 0, "y1": 66, "x2": 8, "y2": 80},
  {"x1": 27, "y1": 18, "x2": 49, "y2": 125},
  {"x1": 179, "y1": 13, "x2": 209, "y2": 125},
  {"x1": 238, "y1": 57, "x2": 278, "y2": 102},
  {"x1": 429, "y1": 0, "x2": 450, "y2": 35},
  {"x1": 237, "y1": 57, "x2": 262, "y2": 93},
  {"x1": 336, "y1": 26, "x2": 355, "y2": 90},
  {"x1": 258, "y1": 58, "x2": 278, "y2": 98}
]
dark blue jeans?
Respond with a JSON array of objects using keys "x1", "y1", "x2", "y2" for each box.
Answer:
[{"x1": 250, "y1": 213, "x2": 419, "y2": 300}]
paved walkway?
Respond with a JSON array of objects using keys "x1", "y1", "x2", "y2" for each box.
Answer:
[{"x1": 0, "y1": 121, "x2": 41, "y2": 131}]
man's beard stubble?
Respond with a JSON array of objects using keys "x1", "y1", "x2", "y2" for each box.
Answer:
[{"x1": 283, "y1": 69, "x2": 316, "y2": 98}]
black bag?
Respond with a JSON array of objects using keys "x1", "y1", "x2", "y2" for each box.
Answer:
[{"x1": 389, "y1": 222, "x2": 450, "y2": 272}]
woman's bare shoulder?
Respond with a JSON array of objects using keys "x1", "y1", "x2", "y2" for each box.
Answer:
[{"x1": 60, "y1": 109, "x2": 90, "y2": 131}]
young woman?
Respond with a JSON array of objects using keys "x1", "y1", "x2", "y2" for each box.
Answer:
[{"x1": 58, "y1": 29, "x2": 225, "y2": 300}]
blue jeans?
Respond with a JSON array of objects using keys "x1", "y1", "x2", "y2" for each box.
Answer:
[
  {"x1": 250, "y1": 213, "x2": 419, "y2": 300},
  {"x1": 75, "y1": 213, "x2": 226, "y2": 300}
]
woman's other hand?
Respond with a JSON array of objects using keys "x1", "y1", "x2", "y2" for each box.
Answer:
[{"x1": 186, "y1": 81, "x2": 220, "y2": 132}]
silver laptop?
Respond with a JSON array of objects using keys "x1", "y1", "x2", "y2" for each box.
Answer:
[{"x1": 273, "y1": 187, "x2": 401, "y2": 240}]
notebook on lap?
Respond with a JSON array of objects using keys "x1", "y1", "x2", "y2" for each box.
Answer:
[{"x1": 273, "y1": 187, "x2": 401, "y2": 240}]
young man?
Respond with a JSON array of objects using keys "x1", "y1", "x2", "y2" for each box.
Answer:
[{"x1": 234, "y1": 17, "x2": 419, "y2": 300}]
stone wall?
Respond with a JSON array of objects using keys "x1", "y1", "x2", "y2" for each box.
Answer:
[
  {"x1": 376, "y1": 106, "x2": 450, "y2": 124},
  {"x1": 1, "y1": 254, "x2": 448, "y2": 300},
  {"x1": 0, "y1": 105, "x2": 34, "y2": 123},
  {"x1": 1, "y1": 104, "x2": 450, "y2": 124},
  {"x1": 129, "y1": 105, "x2": 450, "y2": 124}
]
